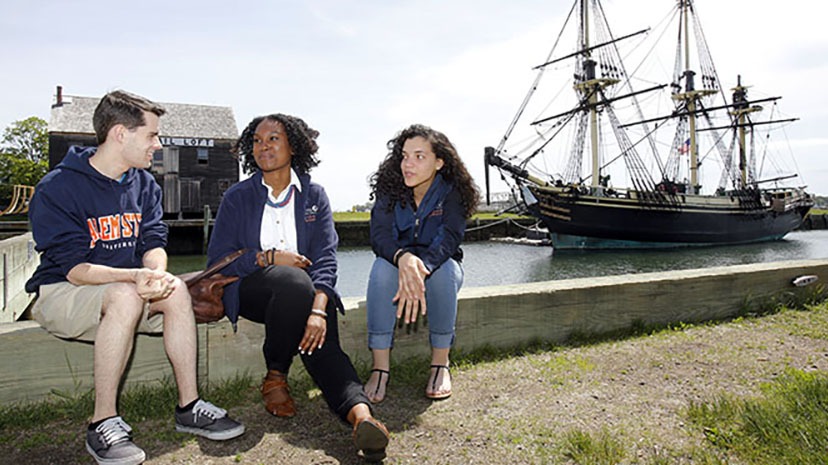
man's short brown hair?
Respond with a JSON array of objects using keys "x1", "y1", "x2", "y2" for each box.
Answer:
[{"x1": 92, "y1": 90, "x2": 166, "y2": 144}]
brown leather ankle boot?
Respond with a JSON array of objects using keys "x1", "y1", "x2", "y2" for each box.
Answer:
[{"x1": 261, "y1": 370, "x2": 296, "y2": 417}]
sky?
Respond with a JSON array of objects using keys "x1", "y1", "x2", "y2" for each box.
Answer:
[{"x1": 1, "y1": 0, "x2": 826, "y2": 211}]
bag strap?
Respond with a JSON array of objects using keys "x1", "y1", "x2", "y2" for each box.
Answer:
[{"x1": 185, "y1": 249, "x2": 249, "y2": 287}]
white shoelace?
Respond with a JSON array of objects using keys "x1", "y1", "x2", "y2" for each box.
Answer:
[
  {"x1": 192, "y1": 400, "x2": 227, "y2": 420},
  {"x1": 96, "y1": 416, "x2": 132, "y2": 446}
]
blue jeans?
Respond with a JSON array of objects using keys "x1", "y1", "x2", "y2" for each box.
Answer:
[{"x1": 366, "y1": 257, "x2": 463, "y2": 350}]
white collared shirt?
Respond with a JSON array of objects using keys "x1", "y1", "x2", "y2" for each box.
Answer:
[{"x1": 260, "y1": 169, "x2": 301, "y2": 253}]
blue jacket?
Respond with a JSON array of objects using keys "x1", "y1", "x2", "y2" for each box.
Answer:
[
  {"x1": 26, "y1": 146, "x2": 167, "y2": 293},
  {"x1": 370, "y1": 173, "x2": 466, "y2": 273},
  {"x1": 207, "y1": 171, "x2": 343, "y2": 326}
]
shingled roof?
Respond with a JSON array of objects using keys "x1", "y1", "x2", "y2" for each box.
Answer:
[{"x1": 49, "y1": 94, "x2": 239, "y2": 140}]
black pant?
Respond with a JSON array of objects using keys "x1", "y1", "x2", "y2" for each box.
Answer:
[{"x1": 239, "y1": 265, "x2": 369, "y2": 422}]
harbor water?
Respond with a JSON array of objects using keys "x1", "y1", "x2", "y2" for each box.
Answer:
[{"x1": 169, "y1": 230, "x2": 828, "y2": 298}]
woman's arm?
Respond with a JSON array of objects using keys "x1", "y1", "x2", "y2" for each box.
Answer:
[
  {"x1": 303, "y1": 185, "x2": 342, "y2": 311},
  {"x1": 369, "y1": 196, "x2": 400, "y2": 264},
  {"x1": 206, "y1": 186, "x2": 261, "y2": 277}
]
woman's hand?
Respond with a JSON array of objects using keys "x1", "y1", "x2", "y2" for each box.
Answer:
[
  {"x1": 299, "y1": 312, "x2": 327, "y2": 355},
  {"x1": 393, "y1": 252, "x2": 430, "y2": 324},
  {"x1": 257, "y1": 249, "x2": 312, "y2": 268}
]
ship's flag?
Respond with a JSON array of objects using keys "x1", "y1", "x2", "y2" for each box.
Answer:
[{"x1": 678, "y1": 138, "x2": 690, "y2": 154}]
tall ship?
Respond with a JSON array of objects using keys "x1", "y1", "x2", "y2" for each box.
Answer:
[{"x1": 484, "y1": 0, "x2": 813, "y2": 249}]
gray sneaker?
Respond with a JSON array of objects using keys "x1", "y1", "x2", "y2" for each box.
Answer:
[
  {"x1": 174, "y1": 399, "x2": 245, "y2": 440},
  {"x1": 85, "y1": 416, "x2": 146, "y2": 465}
]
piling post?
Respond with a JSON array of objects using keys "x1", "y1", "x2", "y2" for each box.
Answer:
[{"x1": 202, "y1": 205, "x2": 212, "y2": 254}]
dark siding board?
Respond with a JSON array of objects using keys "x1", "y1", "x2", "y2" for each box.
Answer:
[
  {"x1": 168, "y1": 140, "x2": 238, "y2": 215},
  {"x1": 48, "y1": 134, "x2": 239, "y2": 218},
  {"x1": 48, "y1": 134, "x2": 96, "y2": 169}
]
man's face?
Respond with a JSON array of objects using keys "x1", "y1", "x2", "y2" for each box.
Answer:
[{"x1": 122, "y1": 111, "x2": 162, "y2": 169}]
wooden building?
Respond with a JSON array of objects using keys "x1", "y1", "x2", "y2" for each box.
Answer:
[{"x1": 48, "y1": 86, "x2": 239, "y2": 218}]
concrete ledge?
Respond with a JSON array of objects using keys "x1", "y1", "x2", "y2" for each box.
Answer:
[
  {"x1": 0, "y1": 259, "x2": 825, "y2": 405},
  {"x1": 0, "y1": 233, "x2": 39, "y2": 323}
]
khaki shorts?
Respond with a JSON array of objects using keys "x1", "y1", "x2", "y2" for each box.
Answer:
[{"x1": 32, "y1": 281, "x2": 164, "y2": 342}]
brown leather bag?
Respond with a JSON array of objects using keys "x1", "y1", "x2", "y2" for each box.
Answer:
[{"x1": 179, "y1": 249, "x2": 247, "y2": 323}]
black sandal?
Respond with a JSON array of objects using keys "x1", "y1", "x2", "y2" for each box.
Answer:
[
  {"x1": 426, "y1": 365, "x2": 452, "y2": 400},
  {"x1": 365, "y1": 369, "x2": 390, "y2": 404}
]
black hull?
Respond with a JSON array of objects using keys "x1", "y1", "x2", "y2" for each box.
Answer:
[{"x1": 526, "y1": 188, "x2": 812, "y2": 249}]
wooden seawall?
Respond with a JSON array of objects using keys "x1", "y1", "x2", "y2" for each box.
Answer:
[
  {"x1": 0, "y1": 258, "x2": 825, "y2": 406},
  {"x1": 0, "y1": 234, "x2": 38, "y2": 323}
]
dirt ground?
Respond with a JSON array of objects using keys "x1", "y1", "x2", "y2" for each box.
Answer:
[{"x1": 6, "y1": 305, "x2": 828, "y2": 464}]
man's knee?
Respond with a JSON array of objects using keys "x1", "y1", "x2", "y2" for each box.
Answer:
[
  {"x1": 101, "y1": 282, "x2": 145, "y2": 320},
  {"x1": 151, "y1": 279, "x2": 192, "y2": 315}
]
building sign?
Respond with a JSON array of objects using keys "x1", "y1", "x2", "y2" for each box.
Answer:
[{"x1": 160, "y1": 137, "x2": 215, "y2": 147}]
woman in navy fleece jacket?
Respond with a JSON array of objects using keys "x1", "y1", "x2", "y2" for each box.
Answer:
[
  {"x1": 364, "y1": 124, "x2": 480, "y2": 403},
  {"x1": 207, "y1": 113, "x2": 388, "y2": 461}
]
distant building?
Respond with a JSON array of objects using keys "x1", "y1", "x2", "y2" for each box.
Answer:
[
  {"x1": 477, "y1": 191, "x2": 520, "y2": 213},
  {"x1": 47, "y1": 86, "x2": 240, "y2": 218}
]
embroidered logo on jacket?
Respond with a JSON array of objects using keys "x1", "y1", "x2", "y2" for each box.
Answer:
[
  {"x1": 429, "y1": 200, "x2": 445, "y2": 218},
  {"x1": 87, "y1": 213, "x2": 142, "y2": 249},
  {"x1": 305, "y1": 204, "x2": 318, "y2": 223}
]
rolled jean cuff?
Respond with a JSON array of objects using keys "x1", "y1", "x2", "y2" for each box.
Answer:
[
  {"x1": 429, "y1": 331, "x2": 455, "y2": 349},
  {"x1": 368, "y1": 331, "x2": 394, "y2": 350}
]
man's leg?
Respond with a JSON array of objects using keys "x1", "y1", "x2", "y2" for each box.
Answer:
[
  {"x1": 153, "y1": 277, "x2": 245, "y2": 441},
  {"x1": 151, "y1": 279, "x2": 198, "y2": 407},
  {"x1": 92, "y1": 283, "x2": 147, "y2": 422}
]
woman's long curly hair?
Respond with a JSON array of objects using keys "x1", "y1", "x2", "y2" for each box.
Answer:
[
  {"x1": 369, "y1": 124, "x2": 480, "y2": 218},
  {"x1": 233, "y1": 113, "x2": 320, "y2": 175}
]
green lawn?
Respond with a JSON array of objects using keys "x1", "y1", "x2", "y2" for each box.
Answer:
[{"x1": 332, "y1": 211, "x2": 532, "y2": 222}]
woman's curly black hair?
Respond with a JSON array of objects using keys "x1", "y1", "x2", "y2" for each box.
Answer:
[
  {"x1": 233, "y1": 113, "x2": 321, "y2": 175},
  {"x1": 369, "y1": 124, "x2": 480, "y2": 218}
]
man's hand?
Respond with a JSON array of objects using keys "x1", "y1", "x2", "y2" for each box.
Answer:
[{"x1": 135, "y1": 268, "x2": 176, "y2": 301}]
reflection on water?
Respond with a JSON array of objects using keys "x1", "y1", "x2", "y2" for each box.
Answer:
[{"x1": 169, "y1": 230, "x2": 828, "y2": 298}]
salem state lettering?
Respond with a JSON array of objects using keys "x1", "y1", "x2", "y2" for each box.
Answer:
[{"x1": 87, "y1": 213, "x2": 142, "y2": 248}]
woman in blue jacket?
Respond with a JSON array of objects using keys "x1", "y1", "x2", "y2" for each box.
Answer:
[
  {"x1": 207, "y1": 113, "x2": 388, "y2": 461},
  {"x1": 364, "y1": 124, "x2": 479, "y2": 403}
]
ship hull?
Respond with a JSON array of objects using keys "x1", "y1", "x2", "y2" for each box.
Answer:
[{"x1": 526, "y1": 186, "x2": 812, "y2": 250}]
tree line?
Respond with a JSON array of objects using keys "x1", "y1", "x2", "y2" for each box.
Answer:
[{"x1": 0, "y1": 117, "x2": 48, "y2": 207}]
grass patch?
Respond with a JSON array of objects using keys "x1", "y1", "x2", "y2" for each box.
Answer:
[
  {"x1": 332, "y1": 211, "x2": 370, "y2": 222},
  {"x1": 688, "y1": 368, "x2": 828, "y2": 465},
  {"x1": 562, "y1": 428, "x2": 626, "y2": 465},
  {"x1": 332, "y1": 211, "x2": 533, "y2": 222},
  {"x1": 3, "y1": 297, "x2": 826, "y2": 461},
  {"x1": 0, "y1": 373, "x2": 257, "y2": 435}
]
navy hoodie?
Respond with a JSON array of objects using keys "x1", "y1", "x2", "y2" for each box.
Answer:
[
  {"x1": 370, "y1": 173, "x2": 466, "y2": 273},
  {"x1": 25, "y1": 146, "x2": 168, "y2": 293}
]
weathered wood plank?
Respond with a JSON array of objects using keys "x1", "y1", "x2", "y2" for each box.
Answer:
[
  {"x1": 0, "y1": 233, "x2": 39, "y2": 323},
  {"x1": 0, "y1": 321, "x2": 208, "y2": 403},
  {"x1": 0, "y1": 259, "x2": 825, "y2": 405}
]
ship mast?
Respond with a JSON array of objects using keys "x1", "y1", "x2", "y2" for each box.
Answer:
[
  {"x1": 671, "y1": 0, "x2": 716, "y2": 194},
  {"x1": 575, "y1": 0, "x2": 619, "y2": 192},
  {"x1": 730, "y1": 76, "x2": 761, "y2": 189}
]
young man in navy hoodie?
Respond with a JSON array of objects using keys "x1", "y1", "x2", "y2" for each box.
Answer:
[{"x1": 26, "y1": 90, "x2": 244, "y2": 465}]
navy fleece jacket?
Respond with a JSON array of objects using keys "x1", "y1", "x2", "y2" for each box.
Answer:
[
  {"x1": 206, "y1": 171, "x2": 343, "y2": 327},
  {"x1": 26, "y1": 146, "x2": 168, "y2": 293},
  {"x1": 370, "y1": 173, "x2": 466, "y2": 273}
]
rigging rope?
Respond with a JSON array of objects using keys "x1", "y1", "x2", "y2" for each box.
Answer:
[{"x1": 464, "y1": 217, "x2": 542, "y2": 233}]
